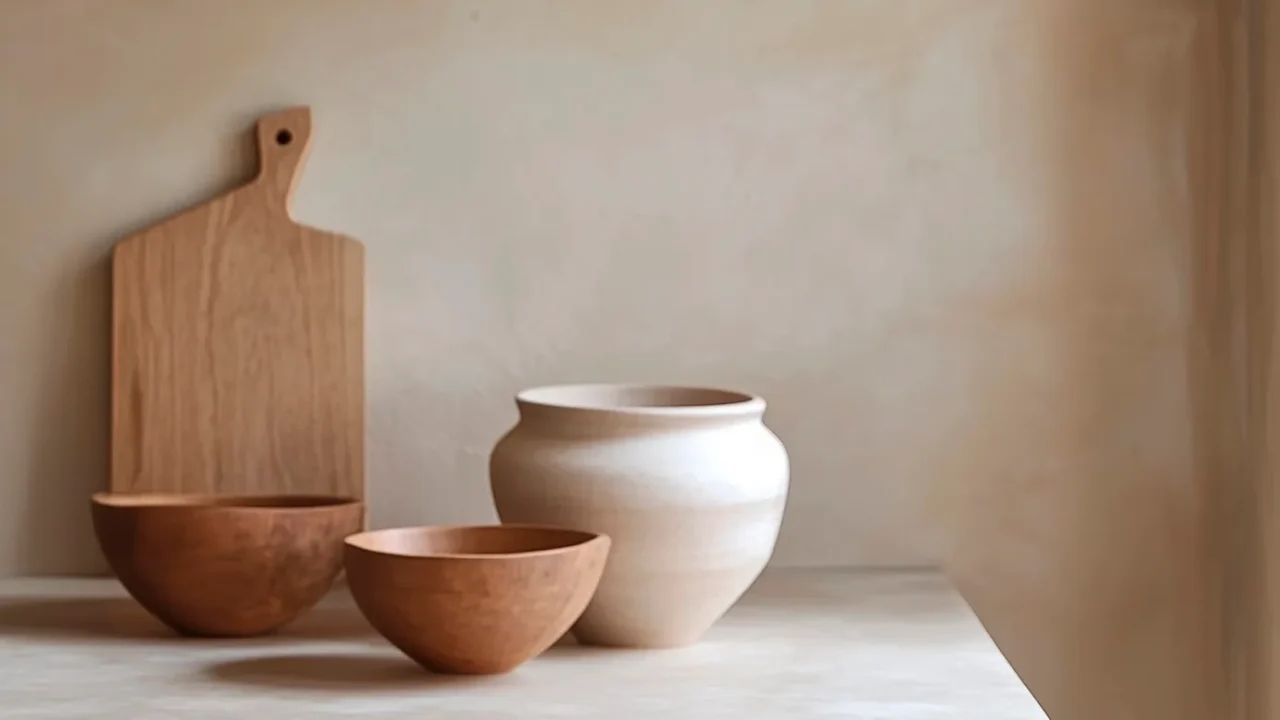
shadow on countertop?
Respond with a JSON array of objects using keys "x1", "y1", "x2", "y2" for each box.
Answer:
[
  {"x1": 203, "y1": 653, "x2": 490, "y2": 692},
  {"x1": 0, "y1": 597, "x2": 171, "y2": 641},
  {"x1": 0, "y1": 596, "x2": 375, "y2": 643}
]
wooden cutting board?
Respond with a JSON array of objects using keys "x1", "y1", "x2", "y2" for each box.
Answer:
[{"x1": 110, "y1": 107, "x2": 365, "y2": 501}]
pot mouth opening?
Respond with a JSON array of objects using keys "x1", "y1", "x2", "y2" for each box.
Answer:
[{"x1": 515, "y1": 384, "x2": 763, "y2": 416}]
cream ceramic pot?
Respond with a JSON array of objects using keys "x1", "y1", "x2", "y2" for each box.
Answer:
[{"x1": 488, "y1": 384, "x2": 789, "y2": 648}]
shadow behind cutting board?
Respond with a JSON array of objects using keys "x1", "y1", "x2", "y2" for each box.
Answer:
[{"x1": 109, "y1": 107, "x2": 365, "y2": 504}]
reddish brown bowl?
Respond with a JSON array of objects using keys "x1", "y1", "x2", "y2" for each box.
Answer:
[
  {"x1": 91, "y1": 492, "x2": 363, "y2": 638},
  {"x1": 345, "y1": 525, "x2": 610, "y2": 675}
]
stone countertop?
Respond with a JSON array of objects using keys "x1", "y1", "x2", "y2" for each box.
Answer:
[{"x1": 0, "y1": 570, "x2": 1044, "y2": 719}]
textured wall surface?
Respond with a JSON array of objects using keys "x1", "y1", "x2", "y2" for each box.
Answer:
[
  {"x1": 0, "y1": 0, "x2": 1200, "y2": 557},
  {"x1": 920, "y1": 2, "x2": 1225, "y2": 718}
]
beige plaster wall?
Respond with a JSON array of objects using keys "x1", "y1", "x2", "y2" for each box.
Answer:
[
  {"x1": 0, "y1": 0, "x2": 1229, "y2": 716},
  {"x1": 919, "y1": 2, "x2": 1226, "y2": 717},
  {"x1": 0, "y1": 0, "x2": 1201, "y2": 560}
]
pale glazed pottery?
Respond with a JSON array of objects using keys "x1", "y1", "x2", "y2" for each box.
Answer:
[
  {"x1": 344, "y1": 525, "x2": 610, "y2": 674},
  {"x1": 489, "y1": 383, "x2": 789, "y2": 648},
  {"x1": 91, "y1": 493, "x2": 363, "y2": 637}
]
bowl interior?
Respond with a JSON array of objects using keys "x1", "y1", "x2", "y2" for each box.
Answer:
[
  {"x1": 346, "y1": 525, "x2": 600, "y2": 559},
  {"x1": 92, "y1": 492, "x2": 359, "y2": 509}
]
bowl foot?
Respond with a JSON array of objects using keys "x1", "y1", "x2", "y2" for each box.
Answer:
[
  {"x1": 158, "y1": 617, "x2": 286, "y2": 640},
  {"x1": 408, "y1": 655, "x2": 525, "y2": 676}
]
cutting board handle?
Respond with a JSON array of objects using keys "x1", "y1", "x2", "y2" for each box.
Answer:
[{"x1": 253, "y1": 106, "x2": 313, "y2": 215}]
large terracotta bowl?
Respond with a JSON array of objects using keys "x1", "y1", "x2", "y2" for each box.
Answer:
[
  {"x1": 344, "y1": 525, "x2": 611, "y2": 675},
  {"x1": 91, "y1": 492, "x2": 363, "y2": 638}
]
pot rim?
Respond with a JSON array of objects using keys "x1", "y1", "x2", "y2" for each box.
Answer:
[{"x1": 514, "y1": 383, "x2": 765, "y2": 418}]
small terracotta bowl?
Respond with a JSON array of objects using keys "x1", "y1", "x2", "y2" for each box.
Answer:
[
  {"x1": 344, "y1": 524, "x2": 611, "y2": 675},
  {"x1": 91, "y1": 492, "x2": 363, "y2": 638}
]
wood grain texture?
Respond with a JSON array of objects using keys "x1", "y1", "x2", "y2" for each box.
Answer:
[{"x1": 110, "y1": 107, "x2": 365, "y2": 501}]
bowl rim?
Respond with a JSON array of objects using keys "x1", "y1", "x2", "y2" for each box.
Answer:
[
  {"x1": 344, "y1": 524, "x2": 608, "y2": 561},
  {"x1": 91, "y1": 492, "x2": 362, "y2": 511}
]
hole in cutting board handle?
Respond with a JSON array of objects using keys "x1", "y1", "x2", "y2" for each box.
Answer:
[{"x1": 276, "y1": 129, "x2": 293, "y2": 146}]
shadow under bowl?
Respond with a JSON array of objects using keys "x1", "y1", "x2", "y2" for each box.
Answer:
[
  {"x1": 344, "y1": 524, "x2": 611, "y2": 675},
  {"x1": 91, "y1": 492, "x2": 364, "y2": 638}
]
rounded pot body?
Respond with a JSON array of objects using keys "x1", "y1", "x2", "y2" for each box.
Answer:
[{"x1": 489, "y1": 384, "x2": 789, "y2": 648}]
